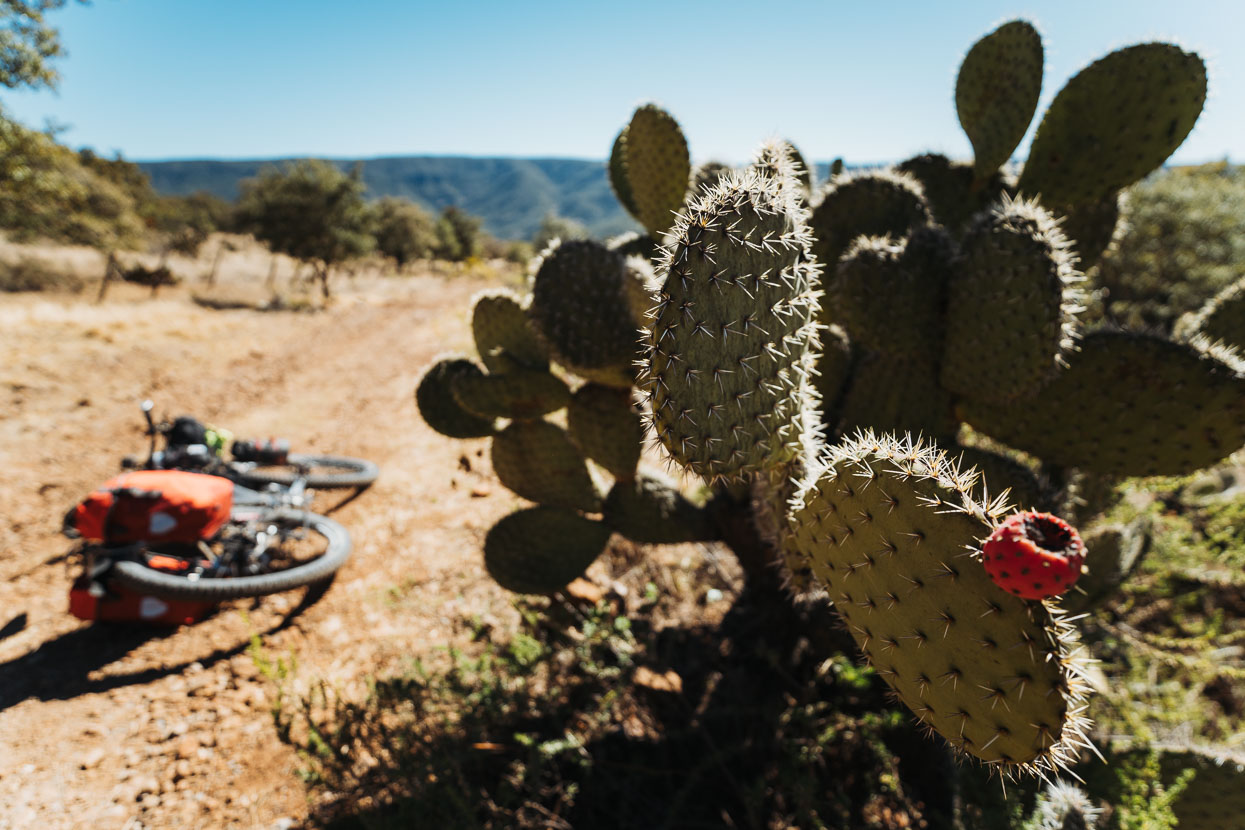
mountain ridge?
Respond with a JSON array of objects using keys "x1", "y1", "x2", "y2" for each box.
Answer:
[{"x1": 138, "y1": 155, "x2": 841, "y2": 241}]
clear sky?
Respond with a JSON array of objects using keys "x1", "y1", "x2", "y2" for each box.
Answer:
[{"x1": 3, "y1": 0, "x2": 1241, "y2": 165}]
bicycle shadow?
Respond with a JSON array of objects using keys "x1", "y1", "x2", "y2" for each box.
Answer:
[{"x1": 0, "y1": 578, "x2": 333, "y2": 713}]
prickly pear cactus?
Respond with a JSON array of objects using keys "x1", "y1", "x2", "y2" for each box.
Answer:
[
  {"x1": 787, "y1": 433, "x2": 1092, "y2": 775},
  {"x1": 411, "y1": 17, "x2": 1244, "y2": 798},
  {"x1": 956, "y1": 20, "x2": 1043, "y2": 183},
  {"x1": 642, "y1": 164, "x2": 823, "y2": 482}
]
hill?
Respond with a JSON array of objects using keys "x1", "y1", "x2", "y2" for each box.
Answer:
[
  {"x1": 138, "y1": 156, "x2": 842, "y2": 242},
  {"x1": 138, "y1": 156, "x2": 641, "y2": 242}
]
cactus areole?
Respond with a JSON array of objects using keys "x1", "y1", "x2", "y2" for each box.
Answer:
[{"x1": 983, "y1": 511, "x2": 1086, "y2": 600}]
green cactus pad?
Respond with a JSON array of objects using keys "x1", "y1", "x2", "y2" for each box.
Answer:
[
  {"x1": 566, "y1": 383, "x2": 644, "y2": 481},
  {"x1": 1019, "y1": 43, "x2": 1207, "y2": 206},
  {"x1": 1081, "y1": 744, "x2": 1245, "y2": 830},
  {"x1": 452, "y1": 367, "x2": 571, "y2": 421},
  {"x1": 608, "y1": 128, "x2": 639, "y2": 218},
  {"x1": 691, "y1": 161, "x2": 733, "y2": 197},
  {"x1": 607, "y1": 230, "x2": 658, "y2": 262},
  {"x1": 809, "y1": 170, "x2": 931, "y2": 269},
  {"x1": 1156, "y1": 745, "x2": 1245, "y2": 830},
  {"x1": 643, "y1": 167, "x2": 823, "y2": 482},
  {"x1": 1056, "y1": 193, "x2": 1121, "y2": 272},
  {"x1": 752, "y1": 464, "x2": 821, "y2": 598},
  {"x1": 1178, "y1": 274, "x2": 1245, "y2": 350},
  {"x1": 835, "y1": 350, "x2": 957, "y2": 444},
  {"x1": 942, "y1": 196, "x2": 1082, "y2": 404},
  {"x1": 470, "y1": 289, "x2": 548, "y2": 373},
  {"x1": 491, "y1": 419, "x2": 601, "y2": 512},
  {"x1": 789, "y1": 432, "x2": 1092, "y2": 775},
  {"x1": 961, "y1": 330, "x2": 1245, "y2": 476},
  {"x1": 896, "y1": 153, "x2": 1010, "y2": 235},
  {"x1": 955, "y1": 20, "x2": 1044, "y2": 183},
  {"x1": 602, "y1": 470, "x2": 718, "y2": 544},
  {"x1": 750, "y1": 139, "x2": 812, "y2": 200},
  {"x1": 528, "y1": 239, "x2": 646, "y2": 388},
  {"x1": 415, "y1": 356, "x2": 496, "y2": 439},
  {"x1": 484, "y1": 507, "x2": 612, "y2": 595},
  {"x1": 621, "y1": 103, "x2": 691, "y2": 236},
  {"x1": 954, "y1": 445, "x2": 1049, "y2": 513},
  {"x1": 827, "y1": 227, "x2": 952, "y2": 359},
  {"x1": 1061, "y1": 517, "x2": 1149, "y2": 614},
  {"x1": 814, "y1": 324, "x2": 854, "y2": 428}
]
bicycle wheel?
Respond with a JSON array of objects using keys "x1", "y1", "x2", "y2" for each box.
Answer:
[
  {"x1": 109, "y1": 509, "x2": 352, "y2": 601},
  {"x1": 234, "y1": 453, "x2": 379, "y2": 489}
]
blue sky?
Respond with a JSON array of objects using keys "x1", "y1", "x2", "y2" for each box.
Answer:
[{"x1": 3, "y1": 0, "x2": 1241, "y2": 165}]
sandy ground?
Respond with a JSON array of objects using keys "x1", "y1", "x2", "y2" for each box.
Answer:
[{"x1": 0, "y1": 238, "x2": 530, "y2": 828}]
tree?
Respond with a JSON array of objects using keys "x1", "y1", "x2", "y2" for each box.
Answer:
[
  {"x1": 434, "y1": 205, "x2": 482, "y2": 262},
  {"x1": 234, "y1": 159, "x2": 375, "y2": 299},
  {"x1": 371, "y1": 196, "x2": 437, "y2": 269},
  {"x1": 0, "y1": 115, "x2": 144, "y2": 249},
  {"x1": 530, "y1": 212, "x2": 587, "y2": 253},
  {"x1": 1, "y1": 0, "x2": 83, "y2": 91}
]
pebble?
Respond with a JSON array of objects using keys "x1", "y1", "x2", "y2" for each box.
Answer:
[{"x1": 80, "y1": 748, "x2": 106, "y2": 769}]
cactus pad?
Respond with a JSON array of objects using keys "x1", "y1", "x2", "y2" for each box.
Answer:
[
  {"x1": 834, "y1": 350, "x2": 957, "y2": 443},
  {"x1": 566, "y1": 383, "x2": 643, "y2": 481},
  {"x1": 415, "y1": 356, "x2": 496, "y2": 438},
  {"x1": 603, "y1": 470, "x2": 718, "y2": 544},
  {"x1": 484, "y1": 507, "x2": 612, "y2": 595},
  {"x1": 621, "y1": 103, "x2": 691, "y2": 236},
  {"x1": 956, "y1": 20, "x2": 1044, "y2": 183},
  {"x1": 961, "y1": 330, "x2": 1245, "y2": 476},
  {"x1": 827, "y1": 228, "x2": 950, "y2": 359},
  {"x1": 491, "y1": 419, "x2": 601, "y2": 512},
  {"x1": 809, "y1": 170, "x2": 931, "y2": 270},
  {"x1": 644, "y1": 168, "x2": 823, "y2": 481},
  {"x1": 896, "y1": 153, "x2": 1009, "y2": 235},
  {"x1": 942, "y1": 196, "x2": 1082, "y2": 403},
  {"x1": 1019, "y1": 43, "x2": 1207, "y2": 206},
  {"x1": 789, "y1": 432, "x2": 1092, "y2": 775},
  {"x1": 452, "y1": 367, "x2": 571, "y2": 421},
  {"x1": 608, "y1": 128, "x2": 640, "y2": 219},
  {"x1": 1178, "y1": 274, "x2": 1245, "y2": 351},
  {"x1": 529, "y1": 239, "x2": 645, "y2": 388},
  {"x1": 471, "y1": 289, "x2": 548, "y2": 373},
  {"x1": 955, "y1": 445, "x2": 1048, "y2": 513},
  {"x1": 1057, "y1": 193, "x2": 1121, "y2": 272}
]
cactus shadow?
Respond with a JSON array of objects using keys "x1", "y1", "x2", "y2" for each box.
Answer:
[{"x1": 302, "y1": 587, "x2": 968, "y2": 830}]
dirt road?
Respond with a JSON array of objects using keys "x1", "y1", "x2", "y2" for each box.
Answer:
[{"x1": 0, "y1": 267, "x2": 524, "y2": 828}]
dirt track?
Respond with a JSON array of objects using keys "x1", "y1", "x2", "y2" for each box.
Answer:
[{"x1": 0, "y1": 263, "x2": 526, "y2": 828}]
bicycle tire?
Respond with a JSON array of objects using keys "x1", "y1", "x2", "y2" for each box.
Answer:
[
  {"x1": 109, "y1": 509, "x2": 352, "y2": 601},
  {"x1": 234, "y1": 453, "x2": 379, "y2": 489}
]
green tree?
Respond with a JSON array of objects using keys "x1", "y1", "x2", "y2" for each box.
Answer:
[
  {"x1": 234, "y1": 159, "x2": 375, "y2": 299},
  {"x1": 0, "y1": 0, "x2": 83, "y2": 91},
  {"x1": 434, "y1": 205, "x2": 482, "y2": 262},
  {"x1": 0, "y1": 115, "x2": 143, "y2": 249},
  {"x1": 371, "y1": 196, "x2": 437, "y2": 269},
  {"x1": 530, "y1": 212, "x2": 587, "y2": 253}
]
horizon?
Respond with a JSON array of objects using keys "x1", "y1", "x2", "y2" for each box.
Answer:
[{"x1": 1, "y1": 1, "x2": 1241, "y2": 167}]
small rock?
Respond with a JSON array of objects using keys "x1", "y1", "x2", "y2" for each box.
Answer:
[
  {"x1": 176, "y1": 735, "x2": 201, "y2": 760},
  {"x1": 470, "y1": 483, "x2": 491, "y2": 498},
  {"x1": 634, "y1": 666, "x2": 683, "y2": 694},
  {"x1": 134, "y1": 776, "x2": 160, "y2": 797},
  {"x1": 565, "y1": 578, "x2": 604, "y2": 604},
  {"x1": 80, "y1": 747, "x2": 106, "y2": 769},
  {"x1": 174, "y1": 759, "x2": 192, "y2": 781}
]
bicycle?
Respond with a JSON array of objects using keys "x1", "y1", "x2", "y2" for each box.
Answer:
[
  {"x1": 126, "y1": 399, "x2": 379, "y2": 490},
  {"x1": 63, "y1": 403, "x2": 378, "y2": 622}
]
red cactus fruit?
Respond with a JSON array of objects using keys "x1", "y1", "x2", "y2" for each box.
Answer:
[{"x1": 982, "y1": 511, "x2": 1086, "y2": 600}]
